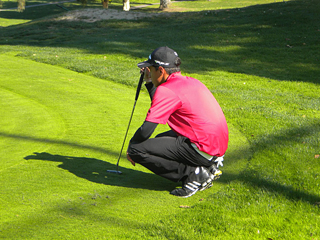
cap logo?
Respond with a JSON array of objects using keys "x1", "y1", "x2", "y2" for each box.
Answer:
[
  {"x1": 154, "y1": 60, "x2": 170, "y2": 66},
  {"x1": 137, "y1": 47, "x2": 178, "y2": 68}
]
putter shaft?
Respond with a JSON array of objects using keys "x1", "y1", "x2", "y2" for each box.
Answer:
[{"x1": 107, "y1": 73, "x2": 144, "y2": 174}]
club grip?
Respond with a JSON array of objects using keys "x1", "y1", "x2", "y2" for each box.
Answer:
[{"x1": 135, "y1": 72, "x2": 145, "y2": 101}]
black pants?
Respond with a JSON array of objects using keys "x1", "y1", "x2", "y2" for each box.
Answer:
[{"x1": 127, "y1": 130, "x2": 213, "y2": 183}]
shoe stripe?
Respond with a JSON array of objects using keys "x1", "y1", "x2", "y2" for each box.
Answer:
[
  {"x1": 192, "y1": 181, "x2": 201, "y2": 186},
  {"x1": 185, "y1": 182, "x2": 201, "y2": 190},
  {"x1": 187, "y1": 183, "x2": 198, "y2": 189},
  {"x1": 185, "y1": 184, "x2": 197, "y2": 191},
  {"x1": 183, "y1": 182, "x2": 198, "y2": 190}
]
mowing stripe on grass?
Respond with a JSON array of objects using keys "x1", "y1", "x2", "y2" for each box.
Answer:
[
  {"x1": 0, "y1": 52, "x2": 249, "y2": 169},
  {"x1": 0, "y1": 53, "x2": 253, "y2": 240},
  {"x1": 0, "y1": 86, "x2": 64, "y2": 170},
  {"x1": 0, "y1": 53, "x2": 146, "y2": 170}
]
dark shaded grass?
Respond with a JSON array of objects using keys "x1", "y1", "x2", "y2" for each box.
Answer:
[
  {"x1": 1, "y1": 0, "x2": 319, "y2": 84},
  {"x1": 24, "y1": 152, "x2": 177, "y2": 191},
  {"x1": 0, "y1": 1, "x2": 86, "y2": 19}
]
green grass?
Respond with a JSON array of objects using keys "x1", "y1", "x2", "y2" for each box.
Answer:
[{"x1": 1, "y1": 0, "x2": 320, "y2": 239}]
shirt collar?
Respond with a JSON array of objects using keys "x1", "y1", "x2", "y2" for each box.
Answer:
[{"x1": 166, "y1": 71, "x2": 181, "y2": 82}]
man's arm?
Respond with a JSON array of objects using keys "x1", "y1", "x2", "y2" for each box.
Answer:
[
  {"x1": 145, "y1": 82, "x2": 156, "y2": 100},
  {"x1": 142, "y1": 67, "x2": 156, "y2": 100},
  {"x1": 130, "y1": 121, "x2": 158, "y2": 144}
]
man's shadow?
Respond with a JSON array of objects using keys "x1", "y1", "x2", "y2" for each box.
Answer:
[{"x1": 24, "y1": 152, "x2": 177, "y2": 191}]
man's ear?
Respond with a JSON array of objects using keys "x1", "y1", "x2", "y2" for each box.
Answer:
[
  {"x1": 158, "y1": 66, "x2": 164, "y2": 73},
  {"x1": 159, "y1": 66, "x2": 169, "y2": 82},
  {"x1": 159, "y1": 66, "x2": 168, "y2": 75}
]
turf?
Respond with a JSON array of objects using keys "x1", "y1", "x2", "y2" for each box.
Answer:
[
  {"x1": 0, "y1": 53, "x2": 250, "y2": 239},
  {"x1": 0, "y1": 0, "x2": 320, "y2": 239}
]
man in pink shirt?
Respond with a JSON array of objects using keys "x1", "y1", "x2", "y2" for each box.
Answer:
[{"x1": 127, "y1": 46, "x2": 229, "y2": 198}]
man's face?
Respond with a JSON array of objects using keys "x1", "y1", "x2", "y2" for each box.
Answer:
[{"x1": 148, "y1": 66, "x2": 164, "y2": 87}]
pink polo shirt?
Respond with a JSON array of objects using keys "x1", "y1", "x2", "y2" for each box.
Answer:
[{"x1": 145, "y1": 72, "x2": 228, "y2": 157}]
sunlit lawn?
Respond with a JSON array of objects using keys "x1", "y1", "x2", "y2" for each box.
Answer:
[{"x1": 0, "y1": 0, "x2": 319, "y2": 239}]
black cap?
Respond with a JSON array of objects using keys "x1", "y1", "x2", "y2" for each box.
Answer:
[{"x1": 137, "y1": 46, "x2": 179, "y2": 69}]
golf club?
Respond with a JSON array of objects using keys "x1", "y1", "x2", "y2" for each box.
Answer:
[{"x1": 107, "y1": 72, "x2": 145, "y2": 174}]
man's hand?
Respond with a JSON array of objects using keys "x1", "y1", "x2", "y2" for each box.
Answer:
[
  {"x1": 126, "y1": 152, "x2": 136, "y2": 166},
  {"x1": 140, "y1": 67, "x2": 152, "y2": 83}
]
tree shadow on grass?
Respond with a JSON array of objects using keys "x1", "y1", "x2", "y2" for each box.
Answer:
[
  {"x1": 24, "y1": 152, "x2": 177, "y2": 191},
  {"x1": 2, "y1": 131, "x2": 176, "y2": 191},
  {"x1": 1, "y1": 1, "x2": 319, "y2": 84},
  {"x1": 0, "y1": 1, "x2": 88, "y2": 20},
  {"x1": 20, "y1": 120, "x2": 320, "y2": 204},
  {"x1": 220, "y1": 172, "x2": 320, "y2": 205},
  {"x1": 219, "y1": 121, "x2": 320, "y2": 205}
]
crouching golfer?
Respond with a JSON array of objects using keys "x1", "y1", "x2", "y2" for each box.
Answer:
[{"x1": 127, "y1": 46, "x2": 229, "y2": 198}]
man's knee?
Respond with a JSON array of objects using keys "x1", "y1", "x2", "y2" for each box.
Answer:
[
  {"x1": 127, "y1": 143, "x2": 135, "y2": 156},
  {"x1": 127, "y1": 143, "x2": 145, "y2": 164},
  {"x1": 127, "y1": 142, "x2": 143, "y2": 158}
]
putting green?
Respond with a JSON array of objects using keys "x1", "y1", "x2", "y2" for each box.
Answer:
[
  {"x1": 0, "y1": 52, "x2": 252, "y2": 239},
  {"x1": 0, "y1": 52, "x2": 250, "y2": 173},
  {"x1": 0, "y1": 52, "x2": 154, "y2": 172},
  {"x1": 0, "y1": 86, "x2": 64, "y2": 170}
]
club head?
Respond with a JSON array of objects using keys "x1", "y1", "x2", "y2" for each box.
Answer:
[{"x1": 107, "y1": 170, "x2": 122, "y2": 175}]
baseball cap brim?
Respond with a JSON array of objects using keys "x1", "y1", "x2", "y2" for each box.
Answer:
[{"x1": 137, "y1": 60, "x2": 153, "y2": 68}]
